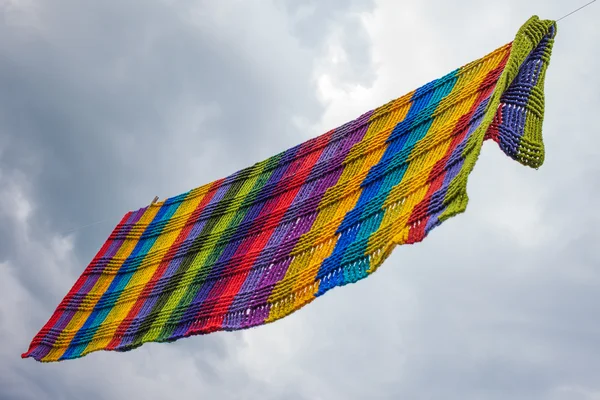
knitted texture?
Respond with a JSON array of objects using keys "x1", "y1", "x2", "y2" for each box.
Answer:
[{"x1": 23, "y1": 16, "x2": 557, "y2": 362}]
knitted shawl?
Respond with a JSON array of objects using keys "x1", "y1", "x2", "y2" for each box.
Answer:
[{"x1": 23, "y1": 16, "x2": 557, "y2": 362}]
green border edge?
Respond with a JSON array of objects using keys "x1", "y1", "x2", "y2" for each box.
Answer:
[{"x1": 439, "y1": 15, "x2": 558, "y2": 223}]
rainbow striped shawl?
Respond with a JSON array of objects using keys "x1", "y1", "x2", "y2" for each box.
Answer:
[{"x1": 23, "y1": 16, "x2": 557, "y2": 362}]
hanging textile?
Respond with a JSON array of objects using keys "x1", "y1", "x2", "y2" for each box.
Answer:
[{"x1": 23, "y1": 16, "x2": 557, "y2": 362}]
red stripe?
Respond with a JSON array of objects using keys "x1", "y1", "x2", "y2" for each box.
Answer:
[
  {"x1": 484, "y1": 105, "x2": 503, "y2": 142},
  {"x1": 186, "y1": 131, "x2": 334, "y2": 334},
  {"x1": 407, "y1": 52, "x2": 510, "y2": 243},
  {"x1": 106, "y1": 179, "x2": 224, "y2": 350}
]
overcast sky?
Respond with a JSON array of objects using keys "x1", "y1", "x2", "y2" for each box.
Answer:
[{"x1": 1, "y1": 0, "x2": 599, "y2": 399}]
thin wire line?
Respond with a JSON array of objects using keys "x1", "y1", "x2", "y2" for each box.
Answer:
[
  {"x1": 61, "y1": 217, "x2": 117, "y2": 235},
  {"x1": 557, "y1": 0, "x2": 597, "y2": 21},
  {"x1": 59, "y1": 196, "x2": 159, "y2": 235}
]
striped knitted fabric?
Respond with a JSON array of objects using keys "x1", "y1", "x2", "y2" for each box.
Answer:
[{"x1": 23, "y1": 16, "x2": 557, "y2": 362}]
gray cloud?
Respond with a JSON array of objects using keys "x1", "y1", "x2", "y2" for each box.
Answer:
[{"x1": 1, "y1": 0, "x2": 599, "y2": 399}]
